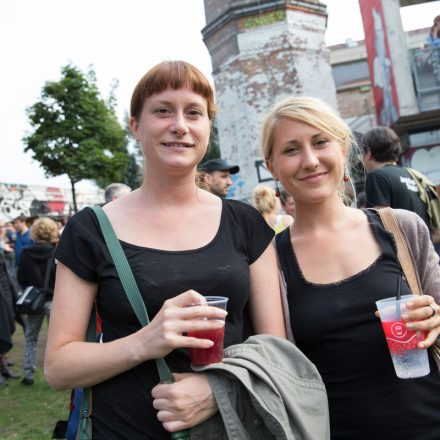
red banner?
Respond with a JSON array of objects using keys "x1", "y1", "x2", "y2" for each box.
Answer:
[{"x1": 359, "y1": 0, "x2": 399, "y2": 126}]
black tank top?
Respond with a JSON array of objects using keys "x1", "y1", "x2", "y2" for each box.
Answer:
[{"x1": 276, "y1": 210, "x2": 440, "y2": 440}]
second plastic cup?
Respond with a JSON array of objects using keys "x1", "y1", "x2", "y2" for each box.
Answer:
[
  {"x1": 187, "y1": 296, "x2": 228, "y2": 366},
  {"x1": 376, "y1": 295, "x2": 430, "y2": 379}
]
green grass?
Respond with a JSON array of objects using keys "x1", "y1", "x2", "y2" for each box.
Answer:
[{"x1": 0, "y1": 321, "x2": 70, "y2": 440}]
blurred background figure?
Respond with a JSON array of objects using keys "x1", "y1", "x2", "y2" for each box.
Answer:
[
  {"x1": 279, "y1": 190, "x2": 295, "y2": 218},
  {"x1": 357, "y1": 191, "x2": 367, "y2": 209},
  {"x1": 104, "y1": 183, "x2": 132, "y2": 204},
  {"x1": 17, "y1": 217, "x2": 58, "y2": 386},
  {"x1": 252, "y1": 185, "x2": 293, "y2": 234},
  {"x1": 427, "y1": 15, "x2": 440, "y2": 47},
  {"x1": 13, "y1": 215, "x2": 33, "y2": 268},
  {"x1": 201, "y1": 158, "x2": 239, "y2": 198},
  {"x1": 0, "y1": 217, "x2": 19, "y2": 385}
]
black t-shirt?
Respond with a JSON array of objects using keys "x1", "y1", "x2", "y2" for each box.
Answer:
[
  {"x1": 276, "y1": 210, "x2": 440, "y2": 440},
  {"x1": 365, "y1": 165, "x2": 431, "y2": 230},
  {"x1": 55, "y1": 199, "x2": 273, "y2": 440}
]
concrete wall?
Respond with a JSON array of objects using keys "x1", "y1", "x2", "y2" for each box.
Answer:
[{"x1": 204, "y1": 2, "x2": 338, "y2": 200}]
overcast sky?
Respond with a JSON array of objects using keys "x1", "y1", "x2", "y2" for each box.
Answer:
[{"x1": 1, "y1": 0, "x2": 438, "y2": 189}]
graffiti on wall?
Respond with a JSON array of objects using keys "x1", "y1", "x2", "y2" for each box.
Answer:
[
  {"x1": 0, "y1": 182, "x2": 104, "y2": 221},
  {"x1": 360, "y1": 0, "x2": 399, "y2": 126}
]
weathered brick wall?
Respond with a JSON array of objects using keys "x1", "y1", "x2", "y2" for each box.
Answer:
[
  {"x1": 206, "y1": 5, "x2": 338, "y2": 200},
  {"x1": 336, "y1": 87, "x2": 375, "y2": 119}
]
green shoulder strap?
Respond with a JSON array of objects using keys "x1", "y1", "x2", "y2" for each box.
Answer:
[
  {"x1": 88, "y1": 206, "x2": 189, "y2": 440},
  {"x1": 90, "y1": 205, "x2": 173, "y2": 381}
]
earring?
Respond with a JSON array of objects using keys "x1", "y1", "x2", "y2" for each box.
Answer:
[
  {"x1": 343, "y1": 172, "x2": 349, "y2": 182},
  {"x1": 275, "y1": 181, "x2": 280, "y2": 197}
]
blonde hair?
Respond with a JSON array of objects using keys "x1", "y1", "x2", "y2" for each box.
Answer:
[
  {"x1": 30, "y1": 217, "x2": 59, "y2": 244},
  {"x1": 261, "y1": 96, "x2": 357, "y2": 205},
  {"x1": 261, "y1": 96, "x2": 353, "y2": 161},
  {"x1": 252, "y1": 185, "x2": 276, "y2": 215}
]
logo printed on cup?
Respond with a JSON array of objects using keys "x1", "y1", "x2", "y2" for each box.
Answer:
[
  {"x1": 382, "y1": 321, "x2": 423, "y2": 353},
  {"x1": 391, "y1": 322, "x2": 407, "y2": 339}
]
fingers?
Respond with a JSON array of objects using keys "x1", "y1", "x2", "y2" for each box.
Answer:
[
  {"x1": 165, "y1": 290, "x2": 206, "y2": 308},
  {"x1": 418, "y1": 328, "x2": 440, "y2": 349},
  {"x1": 399, "y1": 296, "x2": 440, "y2": 348},
  {"x1": 402, "y1": 296, "x2": 440, "y2": 326}
]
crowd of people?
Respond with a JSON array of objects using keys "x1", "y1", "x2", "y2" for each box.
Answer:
[{"x1": 2, "y1": 60, "x2": 440, "y2": 440}]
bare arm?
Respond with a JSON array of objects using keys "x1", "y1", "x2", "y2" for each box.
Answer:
[
  {"x1": 44, "y1": 262, "x2": 226, "y2": 390},
  {"x1": 249, "y1": 242, "x2": 287, "y2": 337}
]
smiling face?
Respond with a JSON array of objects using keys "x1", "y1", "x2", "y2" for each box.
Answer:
[
  {"x1": 130, "y1": 87, "x2": 210, "y2": 174},
  {"x1": 267, "y1": 118, "x2": 345, "y2": 205}
]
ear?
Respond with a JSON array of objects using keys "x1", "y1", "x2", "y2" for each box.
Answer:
[
  {"x1": 129, "y1": 116, "x2": 139, "y2": 140},
  {"x1": 203, "y1": 172, "x2": 212, "y2": 186},
  {"x1": 363, "y1": 149, "x2": 372, "y2": 161},
  {"x1": 265, "y1": 158, "x2": 278, "y2": 181}
]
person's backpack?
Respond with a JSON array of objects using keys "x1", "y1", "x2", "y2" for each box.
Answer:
[{"x1": 406, "y1": 167, "x2": 440, "y2": 243}]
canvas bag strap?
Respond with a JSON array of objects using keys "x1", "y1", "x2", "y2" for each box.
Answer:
[
  {"x1": 90, "y1": 206, "x2": 174, "y2": 382},
  {"x1": 378, "y1": 207, "x2": 421, "y2": 295}
]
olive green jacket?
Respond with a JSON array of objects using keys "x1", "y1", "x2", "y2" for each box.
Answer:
[{"x1": 191, "y1": 334, "x2": 330, "y2": 440}]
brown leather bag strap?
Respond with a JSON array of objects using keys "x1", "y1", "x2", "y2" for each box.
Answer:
[{"x1": 378, "y1": 207, "x2": 421, "y2": 295}]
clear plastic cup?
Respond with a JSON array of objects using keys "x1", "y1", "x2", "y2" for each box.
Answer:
[
  {"x1": 376, "y1": 295, "x2": 430, "y2": 379},
  {"x1": 187, "y1": 296, "x2": 228, "y2": 365}
]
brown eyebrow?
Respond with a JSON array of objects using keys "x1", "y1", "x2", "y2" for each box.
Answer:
[{"x1": 283, "y1": 131, "x2": 325, "y2": 145}]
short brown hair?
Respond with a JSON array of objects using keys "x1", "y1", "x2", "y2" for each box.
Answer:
[
  {"x1": 130, "y1": 61, "x2": 216, "y2": 121},
  {"x1": 30, "y1": 217, "x2": 59, "y2": 244},
  {"x1": 361, "y1": 126, "x2": 400, "y2": 162}
]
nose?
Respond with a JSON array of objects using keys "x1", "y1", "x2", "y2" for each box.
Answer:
[
  {"x1": 171, "y1": 111, "x2": 188, "y2": 136},
  {"x1": 302, "y1": 145, "x2": 319, "y2": 170}
]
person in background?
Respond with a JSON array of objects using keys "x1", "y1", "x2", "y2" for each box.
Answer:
[
  {"x1": 45, "y1": 61, "x2": 285, "y2": 439},
  {"x1": 362, "y1": 127, "x2": 434, "y2": 233},
  {"x1": 13, "y1": 215, "x2": 33, "y2": 268},
  {"x1": 262, "y1": 96, "x2": 440, "y2": 439},
  {"x1": 252, "y1": 185, "x2": 293, "y2": 234},
  {"x1": 357, "y1": 191, "x2": 367, "y2": 209},
  {"x1": 201, "y1": 158, "x2": 239, "y2": 198},
  {"x1": 0, "y1": 219, "x2": 19, "y2": 385},
  {"x1": 427, "y1": 15, "x2": 440, "y2": 47},
  {"x1": 279, "y1": 189, "x2": 295, "y2": 218},
  {"x1": 104, "y1": 183, "x2": 132, "y2": 204},
  {"x1": 17, "y1": 217, "x2": 58, "y2": 386}
]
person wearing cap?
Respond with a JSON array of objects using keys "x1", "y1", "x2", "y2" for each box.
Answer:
[{"x1": 202, "y1": 158, "x2": 239, "y2": 198}]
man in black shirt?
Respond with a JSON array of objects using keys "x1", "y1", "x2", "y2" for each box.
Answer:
[{"x1": 361, "y1": 126, "x2": 432, "y2": 231}]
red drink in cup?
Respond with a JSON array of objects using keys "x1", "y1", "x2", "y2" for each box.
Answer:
[
  {"x1": 187, "y1": 296, "x2": 228, "y2": 366},
  {"x1": 376, "y1": 295, "x2": 430, "y2": 379}
]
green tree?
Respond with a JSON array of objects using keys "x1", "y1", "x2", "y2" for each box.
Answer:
[
  {"x1": 23, "y1": 64, "x2": 130, "y2": 212},
  {"x1": 202, "y1": 118, "x2": 221, "y2": 162}
]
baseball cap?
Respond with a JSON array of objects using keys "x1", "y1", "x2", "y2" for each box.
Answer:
[{"x1": 202, "y1": 158, "x2": 240, "y2": 174}]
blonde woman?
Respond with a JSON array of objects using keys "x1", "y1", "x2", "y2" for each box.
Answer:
[
  {"x1": 252, "y1": 185, "x2": 292, "y2": 234},
  {"x1": 262, "y1": 96, "x2": 440, "y2": 439},
  {"x1": 17, "y1": 217, "x2": 58, "y2": 385}
]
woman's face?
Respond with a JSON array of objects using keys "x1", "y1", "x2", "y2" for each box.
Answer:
[
  {"x1": 130, "y1": 87, "x2": 210, "y2": 174},
  {"x1": 267, "y1": 118, "x2": 345, "y2": 205}
]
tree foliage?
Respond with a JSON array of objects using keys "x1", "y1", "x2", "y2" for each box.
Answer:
[
  {"x1": 202, "y1": 119, "x2": 221, "y2": 162},
  {"x1": 23, "y1": 64, "x2": 132, "y2": 211}
]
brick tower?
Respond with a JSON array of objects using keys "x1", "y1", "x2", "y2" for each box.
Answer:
[{"x1": 202, "y1": 0, "x2": 338, "y2": 199}]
